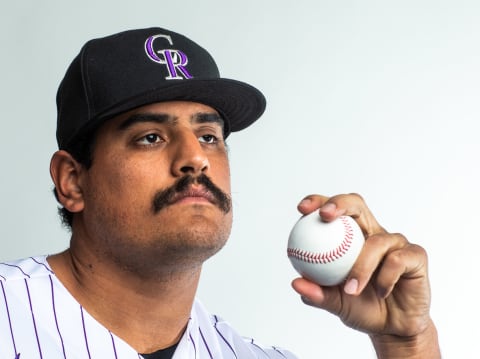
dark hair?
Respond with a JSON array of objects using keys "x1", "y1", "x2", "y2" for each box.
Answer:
[{"x1": 54, "y1": 130, "x2": 96, "y2": 230}]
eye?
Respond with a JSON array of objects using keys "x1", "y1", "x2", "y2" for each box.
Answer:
[
  {"x1": 199, "y1": 134, "x2": 218, "y2": 144},
  {"x1": 137, "y1": 133, "x2": 163, "y2": 145}
]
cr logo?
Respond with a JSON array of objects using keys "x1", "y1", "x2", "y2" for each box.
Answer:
[{"x1": 145, "y1": 34, "x2": 192, "y2": 80}]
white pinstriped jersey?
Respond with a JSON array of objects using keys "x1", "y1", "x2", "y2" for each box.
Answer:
[{"x1": 0, "y1": 256, "x2": 297, "y2": 359}]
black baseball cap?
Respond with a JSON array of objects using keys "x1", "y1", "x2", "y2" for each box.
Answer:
[{"x1": 56, "y1": 27, "x2": 266, "y2": 150}]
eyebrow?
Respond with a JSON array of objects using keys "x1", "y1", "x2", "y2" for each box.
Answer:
[
  {"x1": 117, "y1": 113, "x2": 174, "y2": 131},
  {"x1": 117, "y1": 112, "x2": 224, "y2": 131},
  {"x1": 194, "y1": 113, "x2": 224, "y2": 130}
]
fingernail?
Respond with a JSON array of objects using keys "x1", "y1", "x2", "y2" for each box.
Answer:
[
  {"x1": 320, "y1": 202, "x2": 337, "y2": 212},
  {"x1": 377, "y1": 287, "x2": 388, "y2": 299},
  {"x1": 301, "y1": 296, "x2": 314, "y2": 306},
  {"x1": 298, "y1": 198, "x2": 312, "y2": 207},
  {"x1": 344, "y1": 278, "x2": 358, "y2": 295}
]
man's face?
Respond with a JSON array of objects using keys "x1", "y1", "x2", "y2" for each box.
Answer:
[{"x1": 75, "y1": 101, "x2": 233, "y2": 277}]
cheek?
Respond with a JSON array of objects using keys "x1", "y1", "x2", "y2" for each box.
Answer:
[
  {"x1": 213, "y1": 157, "x2": 231, "y2": 193},
  {"x1": 85, "y1": 156, "x2": 164, "y2": 212}
]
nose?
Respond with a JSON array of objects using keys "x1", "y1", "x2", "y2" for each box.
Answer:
[{"x1": 171, "y1": 131, "x2": 209, "y2": 177}]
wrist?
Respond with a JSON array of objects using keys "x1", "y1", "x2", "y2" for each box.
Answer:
[{"x1": 370, "y1": 319, "x2": 440, "y2": 359}]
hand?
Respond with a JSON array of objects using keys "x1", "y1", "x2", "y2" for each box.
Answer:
[{"x1": 291, "y1": 194, "x2": 440, "y2": 358}]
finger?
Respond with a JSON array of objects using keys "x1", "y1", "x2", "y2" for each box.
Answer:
[
  {"x1": 374, "y1": 243, "x2": 428, "y2": 298},
  {"x1": 344, "y1": 232, "x2": 409, "y2": 296},
  {"x1": 291, "y1": 277, "x2": 342, "y2": 314},
  {"x1": 297, "y1": 195, "x2": 329, "y2": 215},
  {"x1": 318, "y1": 202, "x2": 346, "y2": 222},
  {"x1": 322, "y1": 193, "x2": 385, "y2": 235},
  {"x1": 291, "y1": 277, "x2": 325, "y2": 303},
  {"x1": 297, "y1": 194, "x2": 348, "y2": 220}
]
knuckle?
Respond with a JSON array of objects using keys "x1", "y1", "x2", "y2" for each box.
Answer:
[
  {"x1": 347, "y1": 192, "x2": 364, "y2": 201},
  {"x1": 411, "y1": 243, "x2": 427, "y2": 255},
  {"x1": 390, "y1": 232, "x2": 409, "y2": 244},
  {"x1": 384, "y1": 250, "x2": 406, "y2": 268},
  {"x1": 410, "y1": 243, "x2": 429, "y2": 263},
  {"x1": 398, "y1": 315, "x2": 431, "y2": 337},
  {"x1": 304, "y1": 194, "x2": 327, "y2": 202},
  {"x1": 364, "y1": 233, "x2": 391, "y2": 249},
  {"x1": 332, "y1": 192, "x2": 364, "y2": 204},
  {"x1": 367, "y1": 232, "x2": 408, "y2": 247}
]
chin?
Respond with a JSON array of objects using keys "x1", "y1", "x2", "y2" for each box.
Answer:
[
  {"x1": 166, "y1": 221, "x2": 231, "y2": 261},
  {"x1": 109, "y1": 218, "x2": 232, "y2": 278}
]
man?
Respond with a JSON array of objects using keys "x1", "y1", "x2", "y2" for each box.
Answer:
[{"x1": 0, "y1": 27, "x2": 440, "y2": 358}]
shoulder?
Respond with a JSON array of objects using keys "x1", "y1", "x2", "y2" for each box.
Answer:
[
  {"x1": 189, "y1": 299, "x2": 298, "y2": 359},
  {"x1": 0, "y1": 256, "x2": 53, "y2": 282}
]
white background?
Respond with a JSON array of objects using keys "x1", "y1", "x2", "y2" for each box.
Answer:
[{"x1": 1, "y1": 1, "x2": 479, "y2": 357}]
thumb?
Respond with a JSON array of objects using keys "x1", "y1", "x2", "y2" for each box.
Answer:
[{"x1": 291, "y1": 278, "x2": 342, "y2": 315}]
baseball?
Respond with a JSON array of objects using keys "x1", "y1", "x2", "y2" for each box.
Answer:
[{"x1": 287, "y1": 212, "x2": 365, "y2": 286}]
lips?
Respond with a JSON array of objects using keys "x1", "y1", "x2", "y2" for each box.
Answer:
[{"x1": 168, "y1": 185, "x2": 217, "y2": 205}]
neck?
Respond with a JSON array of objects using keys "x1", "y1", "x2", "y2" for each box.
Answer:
[{"x1": 48, "y1": 246, "x2": 201, "y2": 353}]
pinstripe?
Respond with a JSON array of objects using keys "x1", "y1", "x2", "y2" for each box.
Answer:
[
  {"x1": 49, "y1": 275, "x2": 67, "y2": 359},
  {"x1": 0, "y1": 257, "x2": 298, "y2": 358},
  {"x1": 199, "y1": 328, "x2": 213, "y2": 359},
  {"x1": 1, "y1": 281, "x2": 18, "y2": 356},
  {"x1": 31, "y1": 257, "x2": 54, "y2": 274},
  {"x1": 189, "y1": 332, "x2": 198, "y2": 359},
  {"x1": 272, "y1": 347, "x2": 288, "y2": 358},
  {"x1": 25, "y1": 279, "x2": 43, "y2": 359},
  {"x1": 213, "y1": 316, "x2": 237, "y2": 358},
  {"x1": 109, "y1": 332, "x2": 119, "y2": 359},
  {"x1": 80, "y1": 306, "x2": 92, "y2": 359},
  {"x1": 0, "y1": 263, "x2": 31, "y2": 278},
  {"x1": 249, "y1": 339, "x2": 270, "y2": 357}
]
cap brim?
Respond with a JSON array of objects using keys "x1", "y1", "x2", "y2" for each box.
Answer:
[{"x1": 98, "y1": 78, "x2": 266, "y2": 137}]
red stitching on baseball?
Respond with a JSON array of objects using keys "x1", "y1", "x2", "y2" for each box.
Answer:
[{"x1": 287, "y1": 217, "x2": 354, "y2": 264}]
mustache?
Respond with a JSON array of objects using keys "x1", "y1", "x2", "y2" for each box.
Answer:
[{"x1": 152, "y1": 174, "x2": 232, "y2": 214}]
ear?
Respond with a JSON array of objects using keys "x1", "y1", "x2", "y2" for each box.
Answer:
[{"x1": 50, "y1": 150, "x2": 86, "y2": 213}]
